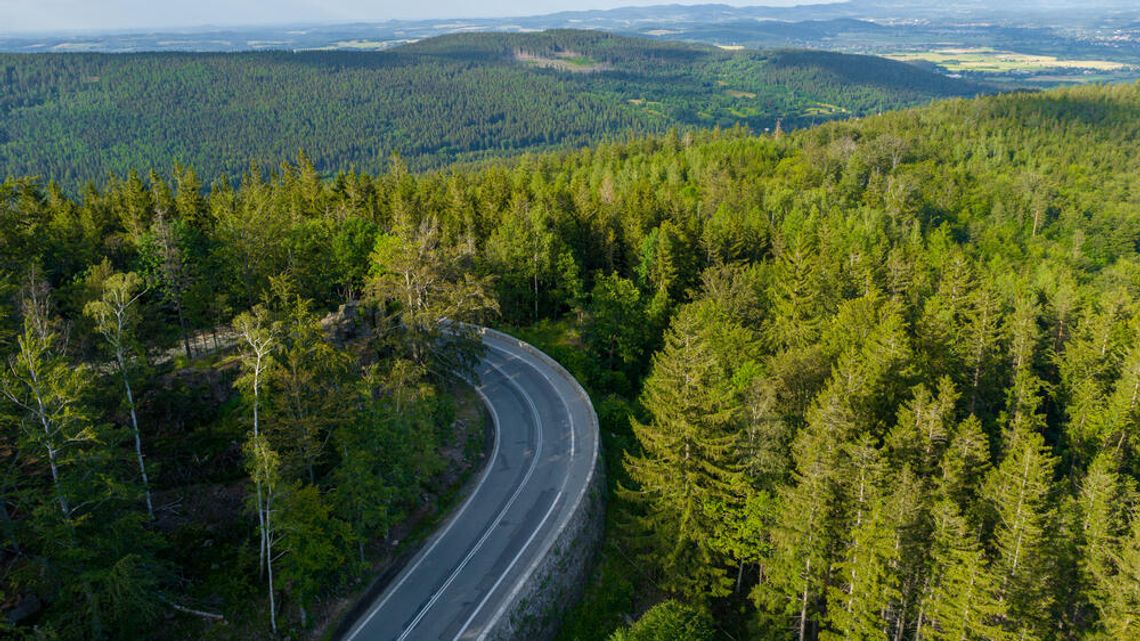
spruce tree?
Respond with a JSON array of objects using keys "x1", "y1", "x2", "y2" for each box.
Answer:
[
  {"x1": 887, "y1": 379, "x2": 958, "y2": 479},
  {"x1": 938, "y1": 415, "x2": 992, "y2": 513},
  {"x1": 983, "y1": 425, "x2": 1058, "y2": 640},
  {"x1": 823, "y1": 440, "x2": 899, "y2": 641},
  {"x1": 917, "y1": 500, "x2": 1010, "y2": 641},
  {"x1": 959, "y1": 280, "x2": 1004, "y2": 418},
  {"x1": 1092, "y1": 515, "x2": 1140, "y2": 639},
  {"x1": 624, "y1": 305, "x2": 747, "y2": 598}
]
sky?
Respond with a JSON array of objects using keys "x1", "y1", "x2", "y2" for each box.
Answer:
[{"x1": 0, "y1": 0, "x2": 839, "y2": 34}]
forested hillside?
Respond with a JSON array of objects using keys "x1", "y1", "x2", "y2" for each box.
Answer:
[
  {"x1": 3, "y1": 81, "x2": 1140, "y2": 640},
  {"x1": 0, "y1": 30, "x2": 986, "y2": 189}
]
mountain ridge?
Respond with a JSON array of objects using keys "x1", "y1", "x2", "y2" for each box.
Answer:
[{"x1": 0, "y1": 29, "x2": 990, "y2": 189}]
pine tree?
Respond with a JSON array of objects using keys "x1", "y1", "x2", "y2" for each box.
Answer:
[
  {"x1": 937, "y1": 415, "x2": 992, "y2": 515},
  {"x1": 608, "y1": 599, "x2": 715, "y2": 641},
  {"x1": 884, "y1": 467, "x2": 929, "y2": 641},
  {"x1": 763, "y1": 418, "x2": 836, "y2": 641},
  {"x1": 1079, "y1": 454, "x2": 1125, "y2": 602},
  {"x1": 1003, "y1": 294, "x2": 1045, "y2": 430},
  {"x1": 887, "y1": 379, "x2": 958, "y2": 479},
  {"x1": 762, "y1": 294, "x2": 911, "y2": 641},
  {"x1": 584, "y1": 272, "x2": 648, "y2": 374},
  {"x1": 140, "y1": 211, "x2": 195, "y2": 360},
  {"x1": 483, "y1": 197, "x2": 560, "y2": 323},
  {"x1": 915, "y1": 253, "x2": 973, "y2": 383},
  {"x1": 764, "y1": 232, "x2": 824, "y2": 351},
  {"x1": 1097, "y1": 342, "x2": 1140, "y2": 461},
  {"x1": 959, "y1": 281, "x2": 1004, "y2": 418},
  {"x1": 1092, "y1": 515, "x2": 1140, "y2": 639}
]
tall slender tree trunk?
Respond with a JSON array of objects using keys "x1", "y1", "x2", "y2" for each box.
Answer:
[
  {"x1": 893, "y1": 593, "x2": 908, "y2": 641},
  {"x1": 253, "y1": 364, "x2": 267, "y2": 576},
  {"x1": 799, "y1": 557, "x2": 812, "y2": 641},
  {"x1": 37, "y1": 417, "x2": 69, "y2": 516},
  {"x1": 23, "y1": 349, "x2": 69, "y2": 516},
  {"x1": 176, "y1": 299, "x2": 192, "y2": 361},
  {"x1": 533, "y1": 263, "x2": 539, "y2": 323},
  {"x1": 265, "y1": 490, "x2": 277, "y2": 635},
  {"x1": 118, "y1": 350, "x2": 154, "y2": 519},
  {"x1": 913, "y1": 602, "x2": 926, "y2": 641}
]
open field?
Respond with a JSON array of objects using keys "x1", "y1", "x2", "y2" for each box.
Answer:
[{"x1": 885, "y1": 47, "x2": 1132, "y2": 73}]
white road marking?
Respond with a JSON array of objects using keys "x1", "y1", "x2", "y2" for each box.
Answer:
[
  {"x1": 345, "y1": 332, "x2": 592, "y2": 641},
  {"x1": 487, "y1": 342, "x2": 576, "y2": 459},
  {"x1": 450, "y1": 490, "x2": 563, "y2": 641},
  {"x1": 470, "y1": 339, "x2": 583, "y2": 641},
  {"x1": 342, "y1": 366, "x2": 505, "y2": 641},
  {"x1": 393, "y1": 355, "x2": 544, "y2": 641}
]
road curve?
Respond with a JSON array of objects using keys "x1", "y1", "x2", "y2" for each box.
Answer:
[{"x1": 341, "y1": 328, "x2": 599, "y2": 641}]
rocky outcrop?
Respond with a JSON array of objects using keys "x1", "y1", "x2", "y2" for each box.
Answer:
[{"x1": 322, "y1": 300, "x2": 372, "y2": 347}]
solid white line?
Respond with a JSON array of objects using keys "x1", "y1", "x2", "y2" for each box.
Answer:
[
  {"x1": 394, "y1": 355, "x2": 544, "y2": 641},
  {"x1": 346, "y1": 331, "x2": 590, "y2": 641},
  {"x1": 343, "y1": 369, "x2": 504, "y2": 641},
  {"x1": 488, "y1": 342, "x2": 575, "y2": 460},
  {"x1": 473, "y1": 336, "x2": 589, "y2": 641},
  {"x1": 450, "y1": 490, "x2": 563, "y2": 641}
]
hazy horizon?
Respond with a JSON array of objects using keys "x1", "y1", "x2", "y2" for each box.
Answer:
[{"x1": 0, "y1": 0, "x2": 841, "y2": 35}]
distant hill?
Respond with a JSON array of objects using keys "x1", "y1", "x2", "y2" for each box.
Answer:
[{"x1": 0, "y1": 29, "x2": 990, "y2": 188}]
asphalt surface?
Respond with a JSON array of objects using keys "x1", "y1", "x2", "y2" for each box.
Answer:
[{"x1": 342, "y1": 329, "x2": 598, "y2": 641}]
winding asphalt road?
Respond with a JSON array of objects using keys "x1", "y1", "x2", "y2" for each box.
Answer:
[{"x1": 341, "y1": 328, "x2": 598, "y2": 641}]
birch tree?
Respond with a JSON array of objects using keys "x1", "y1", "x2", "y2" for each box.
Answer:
[
  {"x1": 84, "y1": 271, "x2": 153, "y2": 519},
  {"x1": 233, "y1": 304, "x2": 278, "y2": 577},
  {"x1": 1, "y1": 288, "x2": 105, "y2": 636},
  {"x1": 367, "y1": 215, "x2": 497, "y2": 378},
  {"x1": 245, "y1": 433, "x2": 281, "y2": 634}
]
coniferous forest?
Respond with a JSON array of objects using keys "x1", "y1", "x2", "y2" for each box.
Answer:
[
  {"x1": 0, "y1": 30, "x2": 987, "y2": 190},
  {"x1": 2, "y1": 74, "x2": 1140, "y2": 640}
]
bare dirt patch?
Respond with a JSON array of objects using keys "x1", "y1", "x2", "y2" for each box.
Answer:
[{"x1": 514, "y1": 50, "x2": 610, "y2": 73}]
